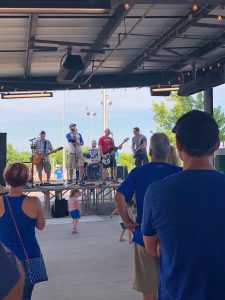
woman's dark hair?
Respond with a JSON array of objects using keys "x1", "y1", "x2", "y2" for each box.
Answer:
[{"x1": 3, "y1": 163, "x2": 30, "y2": 187}]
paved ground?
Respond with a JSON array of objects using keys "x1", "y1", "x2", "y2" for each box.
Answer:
[{"x1": 33, "y1": 216, "x2": 141, "y2": 300}]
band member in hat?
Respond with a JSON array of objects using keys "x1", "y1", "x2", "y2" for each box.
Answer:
[
  {"x1": 66, "y1": 124, "x2": 85, "y2": 184},
  {"x1": 33, "y1": 131, "x2": 53, "y2": 185}
]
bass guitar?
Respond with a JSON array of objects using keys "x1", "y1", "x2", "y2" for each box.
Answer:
[
  {"x1": 32, "y1": 147, "x2": 63, "y2": 166},
  {"x1": 102, "y1": 138, "x2": 129, "y2": 166},
  {"x1": 133, "y1": 144, "x2": 146, "y2": 158}
]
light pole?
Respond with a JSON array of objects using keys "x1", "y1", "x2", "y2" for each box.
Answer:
[
  {"x1": 86, "y1": 107, "x2": 96, "y2": 143},
  {"x1": 101, "y1": 89, "x2": 112, "y2": 132}
]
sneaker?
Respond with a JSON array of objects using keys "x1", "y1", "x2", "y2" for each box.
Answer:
[{"x1": 78, "y1": 181, "x2": 85, "y2": 186}]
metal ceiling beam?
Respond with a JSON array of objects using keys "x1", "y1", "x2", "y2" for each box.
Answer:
[
  {"x1": 169, "y1": 28, "x2": 225, "y2": 71},
  {"x1": 73, "y1": 3, "x2": 133, "y2": 81},
  {"x1": 0, "y1": 71, "x2": 180, "y2": 91},
  {"x1": 24, "y1": 14, "x2": 38, "y2": 78},
  {"x1": 120, "y1": 5, "x2": 216, "y2": 75},
  {"x1": 113, "y1": 0, "x2": 224, "y2": 3},
  {"x1": 193, "y1": 22, "x2": 225, "y2": 29}
]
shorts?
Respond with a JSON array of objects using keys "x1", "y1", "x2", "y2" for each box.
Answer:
[
  {"x1": 36, "y1": 161, "x2": 51, "y2": 174},
  {"x1": 101, "y1": 154, "x2": 116, "y2": 169},
  {"x1": 70, "y1": 209, "x2": 81, "y2": 219},
  {"x1": 134, "y1": 153, "x2": 148, "y2": 167},
  {"x1": 120, "y1": 223, "x2": 126, "y2": 229},
  {"x1": 132, "y1": 243, "x2": 159, "y2": 294},
  {"x1": 69, "y1": 152, "x2": 84, "y2": 169}
]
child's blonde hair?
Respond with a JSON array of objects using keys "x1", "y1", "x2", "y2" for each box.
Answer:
[
  {"x1": 70, "y1": 189, "x2": 81, "y2": 198},
  {"x1": 168, "y1": 145, "x2": 181, "y2": 166}
]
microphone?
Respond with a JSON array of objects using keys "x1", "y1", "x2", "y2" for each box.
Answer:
[{"x1": 29, "y1": 137, "x2": 36, "y2": 142}]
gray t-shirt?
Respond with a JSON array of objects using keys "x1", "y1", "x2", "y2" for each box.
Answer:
[{"x1": 132, "y1": 134, "x2": 147, "y2": 154}]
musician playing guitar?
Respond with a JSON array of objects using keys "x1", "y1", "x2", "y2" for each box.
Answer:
[
  {"x1": 33, "y1": 131, "x2": 53, "y2": 185},
  {"x1": 132, "y1": 127, "x2": 148, "y2": 167},
  {"x1": 98, "y1": 128, "x2": 126, "y2": 184}
]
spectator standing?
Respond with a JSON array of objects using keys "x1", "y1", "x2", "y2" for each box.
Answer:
[
  {"x1": 115, "y1": 133, "x2": 181, "y2": 300},
  {"x1": 142, "y1": 110, "x2": 225, "y2": 300},
  {"x1": 0, "y1": 163, "x2": 47, "y2": 300}
]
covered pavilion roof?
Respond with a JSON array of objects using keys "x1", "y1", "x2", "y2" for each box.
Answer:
[{"x1": 0, "y1": 1, "x2": 224, "y2": 91}]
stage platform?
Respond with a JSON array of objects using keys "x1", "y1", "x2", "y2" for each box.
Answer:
[{"x1": 24, "y1": 181, "x2": 120, "y2": 217}]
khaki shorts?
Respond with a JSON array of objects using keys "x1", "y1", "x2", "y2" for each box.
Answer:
[
  {"x1": 69, "y1": 152, "x2": 84, "y2": 169},
  {"x1": 36, "y1": 161, "x2": 51, "y2": 175},
  {"x1": 132, "y1": 243, "x2": 159, "y2": 294}
]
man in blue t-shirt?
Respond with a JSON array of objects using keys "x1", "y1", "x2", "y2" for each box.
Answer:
[
  {"x1": 54, "y1": 165, "x2": 63, "y2": 180},
  {"x1": 115, "y1": 133, "x2": 181, "y2": 300},
  {"x1": 142, "y1": 110, "x2": 225, "y2": 300}
]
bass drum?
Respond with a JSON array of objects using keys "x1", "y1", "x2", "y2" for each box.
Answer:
[{"x1": 85, "y1": 163, "x2": 102, "y2": 181}]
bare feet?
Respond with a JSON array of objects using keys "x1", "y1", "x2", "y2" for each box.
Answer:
[{"x1": 119, "y1": 238, "x2": 126, "y2": 242}]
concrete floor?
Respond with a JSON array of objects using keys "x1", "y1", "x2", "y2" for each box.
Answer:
[{"x1": 33, "y1": 216, "x2": 141, "y2": 300}]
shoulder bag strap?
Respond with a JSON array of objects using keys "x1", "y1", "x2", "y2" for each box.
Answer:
[{"x1": 5, "y1": 196, "x2": 29, "y2": 262}]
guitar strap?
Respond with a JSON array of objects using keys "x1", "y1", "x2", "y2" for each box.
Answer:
[{"x1": 44, "y1": 140, "x2": 47, "y2": 153}]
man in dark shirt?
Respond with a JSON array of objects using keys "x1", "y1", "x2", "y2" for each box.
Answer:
[
  {"x1": 142, "y1": 110, "x2": 225, "y2": 300},
  {"x1": 0, "y1": 243, "x2": 24, "y2": 299}
]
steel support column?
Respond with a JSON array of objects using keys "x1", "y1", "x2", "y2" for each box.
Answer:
[{"x1": 204, "y1": 87, "x2": 213, "y2": 116}]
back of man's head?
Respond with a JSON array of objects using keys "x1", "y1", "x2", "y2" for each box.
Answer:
[
  {"x1": 150, "y1": 133, "x2": 170, "y2": 161},
  {"x1": 172, "y1": 110, "x2": 219, "y2": 157}
]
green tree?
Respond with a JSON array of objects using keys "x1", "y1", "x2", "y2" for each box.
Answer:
[
  {"x1": 119, "y1": 153, "x2": 135, "y2": 172},
  {"x1": 7, "y1": 144, "x2": 30, "y2": 164},
  {"x1": 152, "y1": 92, "x2": 225, "y2": 143}
]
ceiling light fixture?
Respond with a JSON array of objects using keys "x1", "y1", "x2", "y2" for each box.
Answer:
[
  {"x1": 217, "y1": 15, "x2": 223, "y2": 21},
  {"x1": 124, "y1": 3, "x2": 130, "y2": 10},
  {"x1": 0, "y1": 0, "x2": 111, "y2": 14},
  {"x1": 1, "y1": 92, "x2": 53, "y2": 99},
  {"x1": 192, "y1": 4, "x2": 198, "y2": 12},
  {"x1": 151, "y1": 86, "x2": 180, "y2": 92}
]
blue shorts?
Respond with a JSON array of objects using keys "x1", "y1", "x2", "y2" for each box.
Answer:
[{"x1": 70, "y1": 209, "x2": 81, "y2": 219}]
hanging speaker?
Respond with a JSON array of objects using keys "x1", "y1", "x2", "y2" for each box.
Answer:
[
  {"x1": 57, "y1": 55, "x2": 84, "y2": 83},
  {"x1": 0, "y1": 133, "x2": 7, "y2": 186}
]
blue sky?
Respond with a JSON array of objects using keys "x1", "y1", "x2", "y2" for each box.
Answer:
[{"x1": 0, "y1": 86, "x2": 224, "y2": 153}]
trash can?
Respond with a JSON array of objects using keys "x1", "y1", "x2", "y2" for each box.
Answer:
[{"x1": 214, "y1": 149, "x2": 225, "y2": 172}]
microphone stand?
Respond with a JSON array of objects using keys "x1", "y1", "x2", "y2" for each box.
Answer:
[{"x1": 28, "y1": 138, "x2": 36, "y2": 187}]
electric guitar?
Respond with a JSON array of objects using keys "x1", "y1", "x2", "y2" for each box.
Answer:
[
  {"x1": 32, "y1": 147, "x2": 63, "y2": 166},
  {"x1": 133, "y1": 143, "x2": 146, "y2": 158},
  {"x1": 102, "y1": 138, "x2": 129, "y2": 166}
]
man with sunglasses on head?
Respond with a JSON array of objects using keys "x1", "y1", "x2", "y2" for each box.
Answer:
[{"x1": 66, "y1": 124, "x2": 85, "y2": 184}]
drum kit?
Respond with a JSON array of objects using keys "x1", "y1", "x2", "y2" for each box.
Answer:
[{"x1": 83, "y1": 152, "x2": 102, "y2": 181}]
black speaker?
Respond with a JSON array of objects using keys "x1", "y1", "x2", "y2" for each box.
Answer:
[
  {"x1": 117, "y1": 166, "x2": 128, "y2": 180},
  {"x1": 0, "y1": 133, "x2": 7, "y2": 186},
  {"x1": 57, "y1": 55, "x2": 85, "y2": 83}
]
